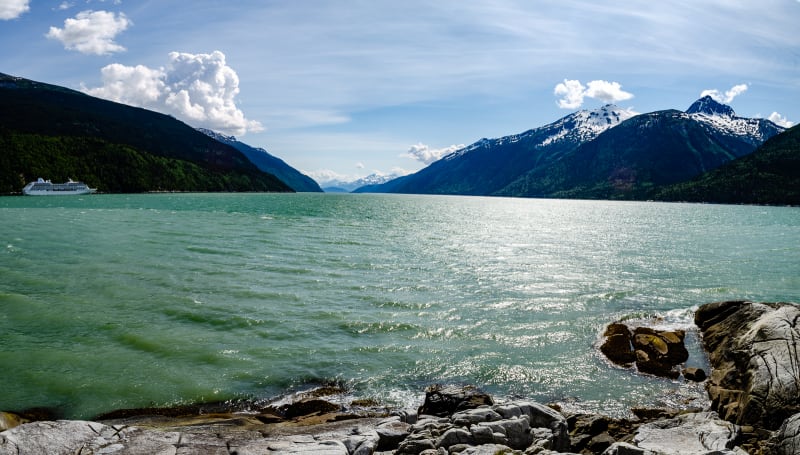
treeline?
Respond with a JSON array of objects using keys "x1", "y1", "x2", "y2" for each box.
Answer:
[
  {"x1": 655, "y1": 125, "x2": 800, "y2": 205},
  {"x1": 0, "y1": 73, "x2": 292, "y2": 194},
  {"x1": 0, "y1": 131, "x2": 288, "y2": 194}
]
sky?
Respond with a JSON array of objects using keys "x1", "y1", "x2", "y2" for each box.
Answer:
[{"x1": 2, "y1": 0, "x2": 799, "y2": 185}]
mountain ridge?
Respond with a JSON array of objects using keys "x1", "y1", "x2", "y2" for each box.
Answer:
[
  {"x1": 358, "y1": 98, "x2": 785, "y2": 201},
  {"x1": 355, "y1": 104, "x2": 637, "y2": 195},
  {"x1": 197, "y1": 128, "x2": 322, "y2": 192},
  {"x1": 0, "y1": 72, "x2": 292, "y2": 194}
]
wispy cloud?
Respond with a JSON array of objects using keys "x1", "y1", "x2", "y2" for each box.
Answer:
[
  {"x1": 84, "y1": 51, "x2": 263, "y2": 136},
  {"x1": 554, "y1": 79, "x2": 634, "y2": 109},
  {"x1": 404, "y1": 143, "x2": 465, "y2": 165},
  {"x1": 0, "y1": 0, "x2": 30, "y2": 19},
  {"x1": 701, "y1": 84, "x2": 749, "y2": 104},
  {"x1": 46, "y1": 10, "x2": 130, "y2": 55},
  {"x1": 768, "y1": 112, "x2": 794, "y2": 128}
]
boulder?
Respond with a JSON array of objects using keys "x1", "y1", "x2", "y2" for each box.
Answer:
[
  {"x1": 418, "y1": 384, "x2": 494, "y2": 417},
  {"x1": 599, "y1": 323, "x2": 691, "y2": 379},
  {"x1": 600, "y1": 323, "x2": 636, "y2": 366},
  {"x1": 476, "y1": 416, "x2": 532, "y2": 449},
  {"x1": 632, "y1": 327, "x2": 688, "y2": 379},
  {"x1": 633, "y1": 411, "x2": 739, "y2": 454},
  {"x1": 278, "y1": 398, "x2": 341, "y2": 419},
  {"x1": 376, "y1": 419, "x2": 412, "y2": 451},
  {"x1": 682, "y1": 367, "x2": 707, "y2": 382},
  {"x1": 695, "y1": 301, "x2": 800, "y2": 429}
]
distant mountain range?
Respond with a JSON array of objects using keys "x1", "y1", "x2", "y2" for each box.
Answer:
[
  {"x1": 0, "y1": 73, "x2": 298, "y2": 194},
  {"x1": 358, "y1": 97, "x2": 790, "y2": 203},
  {"x1": 321, "y1": 173, "x2": 402, "y2": 193},
  {"x1": 197, "y1": 128, "x2": 322, "y2": 192}
]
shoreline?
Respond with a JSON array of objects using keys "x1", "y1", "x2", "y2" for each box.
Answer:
[{"x1": 3, "y1": 300, "x2": 799, "y2": 454}]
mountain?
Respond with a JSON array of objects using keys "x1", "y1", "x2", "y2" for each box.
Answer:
[
  {"x1": 322, "y1": 172, "x2": 402, "y2": 192},
  {"x1": 0, "y1": 73, "x2": 291, "y2": 194},
  {"x1": 359, "y1": 97, "x2": 784, "y2": 200},
  {"x1": 198, "y1": 128, "x2": 322, "y2": 192},
  {"x1": 654, "y1": 124, "x2": 800, "y2": 205},
  {"x1": 355, "y1": 105, "x2": 637, "y2": 195},
  {"x1": 497, "y1": 101, "x2": 785, "y2": 199}
]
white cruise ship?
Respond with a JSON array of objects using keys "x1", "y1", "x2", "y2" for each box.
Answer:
[{"x1": 22, "y1": 178, "x2": 97, "y2": 196}]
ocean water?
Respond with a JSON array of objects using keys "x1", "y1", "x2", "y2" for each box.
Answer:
[{"x1": 1, "y1": 193, "x2": 798, "y2": 419}]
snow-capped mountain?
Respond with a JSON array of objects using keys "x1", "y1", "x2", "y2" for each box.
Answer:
[
  {"x1": 358, "y1": 97, "x2": 785, "y2": 199},
  {"x1": 444, "y1": 105, "x2": 636, "y2": 161},
  {"x1": 355, "y1": 105, "x2": 637, "y2": 195},
  {"x1": 684, "y1": 95, "x2": 784, "y2": 146},
  {"x1": 320, "y1": 172, "x2": 403, "y2": 192}
]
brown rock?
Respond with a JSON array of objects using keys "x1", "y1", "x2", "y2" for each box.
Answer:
[
  {"x1": 630, "y1": 327, "x2": 688, "y2": 378},
  {"x1": 417, "y1": 385, "x2": 493, "y2": 417},
  {"x1": 279, "y1": 398, "x2": 341, "y2": 419},
  {"x1": 600, "y1": 323, "x2": 635, "y2": 366},
  {"x1": 682, "y1": 367, "x2": 706, "y2": 382}
]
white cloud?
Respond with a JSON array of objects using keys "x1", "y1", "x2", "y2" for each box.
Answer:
[
  {"x1": 305, "y1": 169, "x2": 350, "y2": 185},
  {"x1": 700, "y1": 83, "x2": 749, "y2": 104},
  {"x1": 0, "y1": 0, "x2": 29, "y2": 19},
  {"x1": 554, "y1": 79, "x2": 586, "y2": 109},
  {"x1": 56, "y1": 2, "x2": 74, "y2": 11},
  {"x1": 404, "y1": 143, "x2": 465, "y2": 165},
  {"x1": 554, "y1": 79, "x2": 633, "y2": 109},
  {"x1": 584, "y1": 80, "x2": 634, "y2": 104},
  {"x1": 84, "y1": 51, "x2": 263, "y2": 136},
  {"x1": 46, "y1": 10, "x2": 130, "y2": 55},
  {"x1": 355, "y1": 162, "x2": 365, "y2": 169},
  {"x1": 768, "y1": 112, "x2": 794, "y2": 128}
]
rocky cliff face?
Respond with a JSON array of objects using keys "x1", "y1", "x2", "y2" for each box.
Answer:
[{"x1": 695, "y1": 301, "x2": 800, "y2": 430}]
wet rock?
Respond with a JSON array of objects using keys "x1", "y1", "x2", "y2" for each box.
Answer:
[
  {"x1": 633, "y1": 411, "x2": 739, "y2": 454},
  {"x1": 695, "y1": 300, "x2": 800, "y2": 429},
  {"x1": 682, "y1": 366, "x2": 706, "y2": 382},
  {"x1": 632, "y1": 327, "x2": 688, "y2": 379},
  {"x1": 418, "y1": 384, "x2": 494, "y2": 417},
  {"x1": 600, "y1": 323, "x2": 636, "y2": 366},
  {"x1": 599, "y1": 323, "x2": 691, "y2": 379},
  {"x1": 280, "y1": 397, "x2": 341, "y2": 419},
  {"x1": 0, "y1": 413, "x2": 25, "y2": 432}
]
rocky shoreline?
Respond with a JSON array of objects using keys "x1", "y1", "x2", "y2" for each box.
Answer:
[{"x1": 2, "y1": 300, "x2": 799, "y2": 454}]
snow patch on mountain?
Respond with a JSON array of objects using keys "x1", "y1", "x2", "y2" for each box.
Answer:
[
  {"x1": 319, "y1": 172, "x2": 405, "y2": 192},
  {"x1": 684, "y1": 96, "x2": 785, "y2": 144},
  {"x1": 443, "y1": 105, "x2": 638, "y2": 162},
  {"x1": 539, "y1": 105, "x2": 638, "y2": 147}
]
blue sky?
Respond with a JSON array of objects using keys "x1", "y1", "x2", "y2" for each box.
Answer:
[{"x1": 2, "y1": 1, "x2": 799, "y2": 184}]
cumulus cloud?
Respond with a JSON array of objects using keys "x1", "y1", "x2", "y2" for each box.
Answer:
[
  {"x1": 46, "y1": 10, "x2": 130, "y2": 55},
  {"x1": 554, "y1": 79, "x2": 633, "y2": 109},
  {"x1": 84, "y1": 51, "x2": 263, "y2": 136},
  {"x1": 0, "y1": 0, "x2": 30, "y2": 19},
  {"x1": 701, "y1": 83, "x2": 748, "y2": 103},
  {"x1": 404, "y1": 143, "x2": 465, "y2": 164},
  {"x1": 768, "y1": 112, "x2": 794, "y2": 128}
]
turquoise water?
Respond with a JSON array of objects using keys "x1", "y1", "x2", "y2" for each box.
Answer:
[{"x1": 1, "y1": 193, "x2": 798, "y2": 419}]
